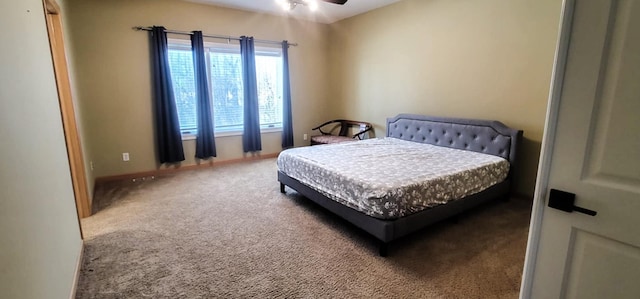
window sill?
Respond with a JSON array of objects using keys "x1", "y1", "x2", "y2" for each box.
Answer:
[
  {"x1": 181, "y1": 128, "x2": 282, "y2": 141},
  {"x1": 182, "y1": 134, "x2": 197, "y2": 141}
]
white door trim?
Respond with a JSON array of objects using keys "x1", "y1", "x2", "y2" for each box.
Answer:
[{"x1": 519, "y1": 0, "x2": 575, "y2": 297}]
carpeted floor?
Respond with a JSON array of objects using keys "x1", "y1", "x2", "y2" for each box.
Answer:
[{"x1": 77, "y1": 158, "x2": 531, "y2": 298}]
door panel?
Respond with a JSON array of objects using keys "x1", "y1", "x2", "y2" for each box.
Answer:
[
  {"x1": 564, "y1": 230, "x2": 640, "y2": 299},
  {"x1": 583, "y1": 0, "x2": 640, "y2": 185},
  {"x1": 523, "y1": 0, "x2": 640, "y2": 298}
]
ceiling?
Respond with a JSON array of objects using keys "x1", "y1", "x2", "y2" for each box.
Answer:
[{"x1": 186, "y1": 0, "x2": 403, "y2": 24}]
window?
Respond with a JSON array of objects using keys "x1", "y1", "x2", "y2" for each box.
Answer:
[{"x1": 167, "y1": 39, "x2": 283, "y2": 135}]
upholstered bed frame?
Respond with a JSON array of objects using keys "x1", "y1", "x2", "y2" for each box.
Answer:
[{"x1": 278, "y1": 114, "x2": 523, "y2": 256}]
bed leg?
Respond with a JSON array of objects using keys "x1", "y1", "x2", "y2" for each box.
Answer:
[
  {"x1": 379, "y1": 242, "x2": 389, "y2": 257},
  {"x1": 280, "y1": 183, "x2": 286, "y2": 194}
]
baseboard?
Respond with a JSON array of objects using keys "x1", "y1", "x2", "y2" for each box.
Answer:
[
  {"x1": 69, "y1": 240, "x2": 84, "y2": 299},
  {"x1": 95, "y1": 152, "x2": 280, "y2": 184}
]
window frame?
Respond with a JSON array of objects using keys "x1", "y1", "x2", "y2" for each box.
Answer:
[{"x1": 167, "y1": 38, "x2": 284, "y2": 138}]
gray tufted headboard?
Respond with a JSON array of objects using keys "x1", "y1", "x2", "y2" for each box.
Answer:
[{"x1": 387, "y1": 114, "x2": 523, "y2": 178}]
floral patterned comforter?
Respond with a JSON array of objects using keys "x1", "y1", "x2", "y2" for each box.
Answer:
[{"x1": 277, "y1": 138, "x2": 509, "y2": 219}]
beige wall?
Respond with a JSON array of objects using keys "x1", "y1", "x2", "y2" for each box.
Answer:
[
  {"x1": 66, "y1": 0, "x2": 330, "y2": 179},
  {"x1": 0, "y1": 0, "x2": 83, "y2": 297},
  {"x1": 67, "y1": 0, "x2": 562, "y2": 197},
  {"x1": 328, "y1": 0, "x2": 562, "y2": 196}
]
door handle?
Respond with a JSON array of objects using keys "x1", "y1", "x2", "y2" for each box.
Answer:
[{"x1": 548, "y1": 189, "x2": 597, "y2": 216}]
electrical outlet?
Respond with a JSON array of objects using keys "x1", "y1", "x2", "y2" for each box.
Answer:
[
  {"x1": 90, "y1": 161, "x2": 94, "y2": 171},
  {"x1": 122, "y1": 152, "x2": 130, "y2": 162},
  {"x1": 303, "y1": 134, "x2": 308, "y2": 141}
]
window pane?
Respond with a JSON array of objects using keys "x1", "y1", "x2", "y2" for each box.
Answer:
[
  {"x1": 209, "y1": 52, "x2": 243, "y2": 132},
  {"x1": 256, "y1": 55, "x2": 283, "y2": 128},
  {"x1": 168, "y1": 41, "x2": 284, "y2": 135},
  {"x1": 167, "y1": 48, "x2": 197, "y2": 134}
]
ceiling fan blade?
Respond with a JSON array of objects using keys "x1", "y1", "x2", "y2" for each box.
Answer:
[{"x1": 320, "y1": 0, "x2": 348, "y2": 5}]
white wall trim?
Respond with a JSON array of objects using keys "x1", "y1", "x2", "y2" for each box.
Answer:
[
  {"x1": 69, "y1": 240, "x2": 84, "y2": 299},
  {"x1": 519, "y1": 0, "x2": 575, "y2": 298}
]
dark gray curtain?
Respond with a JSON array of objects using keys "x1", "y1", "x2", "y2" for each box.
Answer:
[
  {"x1": 240, "y1": 36, "x2": 262, "y2": 152},
  {"x1": 281, "y1": 41, "x2": 294, "y2": 148},
  {"x1": 150, "y1": 26, "x2": 185, "y2": 163},
  {"x1": 191, "y1": 31, "x2": 216, "y2": 159}
]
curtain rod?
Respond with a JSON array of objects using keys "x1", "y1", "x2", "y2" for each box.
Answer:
[{"x1": 132, "y1": 26, "x2": 298, "y2": 47}]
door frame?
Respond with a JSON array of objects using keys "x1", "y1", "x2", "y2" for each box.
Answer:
[
  {"x1": 519, "y1": 0, "x2": 575, "y2": 297},
  {"x1": 43, "y1": 0, "x2": 91, "y2": 224}
]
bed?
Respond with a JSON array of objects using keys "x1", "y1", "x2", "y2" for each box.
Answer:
[{"x1": 277, "y1": 114, "x2": 523, "y2": 256}]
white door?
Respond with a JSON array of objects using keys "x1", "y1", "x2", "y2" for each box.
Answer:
[{"x1": 520, "y1": 0, "x2": 640, "y2": 298}]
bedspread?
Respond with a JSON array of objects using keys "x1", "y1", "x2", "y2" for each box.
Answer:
[{"x1": 277, "y1": 138, "x2": 509, "y2": 219}]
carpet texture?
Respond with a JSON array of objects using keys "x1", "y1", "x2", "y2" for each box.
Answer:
[{"x1": 77, "y1": 158, "x2": 531, "y2": 298}]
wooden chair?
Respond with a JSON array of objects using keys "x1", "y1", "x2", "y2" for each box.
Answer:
[{"x1": 310, "y1": 119, "x2": 373, "y2": 145}]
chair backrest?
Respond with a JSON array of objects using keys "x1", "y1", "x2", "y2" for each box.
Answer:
[
  {"x1": 313, "y1": 119, "x2": 373, "y2": 139},
  {"x1": 338, "y1": 120, "x2": 371, "y2": 138}
]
